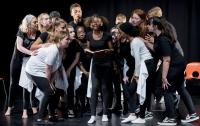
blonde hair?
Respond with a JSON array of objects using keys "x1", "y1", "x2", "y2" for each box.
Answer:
[
  {"x1": 53, "y1": 18, "x2": 68, "y2": 31},
  {"x1": 38, "y1": 13, "x2": 52, "y2": 32},
  {"x1": 147, "y1": 6, "x2": 162, "y2": 18},
  {"x1": 48, "y1": 31, "x2": 69, "y2": 44},
  {"x1": 116, "y1": 13, "x2": 126, "y2": 24},
  {"x1": 19, "y1": 14, "x2": 35, "y2": 33}
]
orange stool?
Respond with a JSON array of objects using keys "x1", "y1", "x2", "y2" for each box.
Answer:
[{"x1": 185, "y1": 62, "x2": 200, "y2": 80}]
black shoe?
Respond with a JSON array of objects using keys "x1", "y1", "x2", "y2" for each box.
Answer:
[
  {"x1": 181, "y1": 113, "x2": 199, "y2": 123},
  {"x1": 76, "y1": 112, "x2": 83, "y2": 118},
  {"x1": 68, "y1": 110, "x2": 75, "y2": 118},
  {"x1": 157, "y1": 117, "x2": 177, "y2": 126},
  {"x1": 48, "y1": 116, "x2": 58, "y2": 122}
]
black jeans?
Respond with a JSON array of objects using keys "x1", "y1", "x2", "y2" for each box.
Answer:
[
  {"x1": 90, "y1": 64, "x2": 112, "y2": 116},
  {"x1": 112, "y1": 70, "x2": 122, "y2": 108},
  {"x1": 139, "y1": 59, "x2": 157, "y2": 118},
  {"x1": 122, "y1": 79, "x2": 137, "y2": 113},
  {"x1": 75, "y1": 74, "x2": 88, "y2": 112},
  {"x1": 67, "y1": 68, "x2": 76, "y2": 110},
  {"x1": 27, "y1": 73, "x2": 54, "y2": 119},
  {"x1": 160, "y1": 64, "x2": 196, "y2": 118}
]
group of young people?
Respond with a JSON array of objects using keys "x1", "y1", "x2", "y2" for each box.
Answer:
[{"x1": 4, "y1": 3, "x2": 199, "y2": 125}]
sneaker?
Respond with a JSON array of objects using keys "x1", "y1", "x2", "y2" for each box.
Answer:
[
  {"x1": 88, "y1": 116, "x2": 96, "y2": 124},
  {"x1": 131, "y1": 117, "x2": 145, "y2": 124},
  {"x1": 181, "y1": 113, "x2": 199, "y2": 123},
  {"x1": 102, "y1": 115, "x2": 108, "y2": 122},
  {"x1": 145, "y1": 111, "x2": 153, "y2": 120},
  {"x1": 68, "y1": 110, "x2": 75, "y2": 118},
  {"x1": 157, "y1": 117, "x2": 177, "y2": 125},
  {"x1": 121, "y1": 114, "x2": 136, "y2": 123}
]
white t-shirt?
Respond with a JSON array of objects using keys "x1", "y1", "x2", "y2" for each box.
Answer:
[
  {"x1": 130, "y1": 37, "x2": 152, "y2": 77},
  {"x1": 26, "y1": 44, "x2": 62, "y2": 78}
]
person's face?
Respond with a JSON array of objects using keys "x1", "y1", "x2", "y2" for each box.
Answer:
[
  {"x1": 41, "y1": 14, "x2": 52, "y2": 29},
  {"x1": 71, "y1": 7, "x2": 82, "y2": 20},
  {"x1": 130, "y1": 13, "x2": 142, "y2": 26},
  {"x1": 146, "y1": 23, "x2": 154, "y2": 33},
  {"x1": 77, "y1": 27, "x2": 85, "y2": 40},
  {"x1": 55, "y1": 23, "x2": 67, "y2": 32},
  {"x1": 68, "y1": 27, "x2": 75, "y2": 39},
  {"x1": 115, "y1": 17, "x2": 125, "y2": 25},
  {"x1": 111, "y1": 28, "x2": 120, "y2": 42},
  {"x1": 91, "y1": 17, "x2": 103, "y2": 30},
  {"x1": 119, "y1": 29, "x2": 128, "y2": 39},
  {"x1": 60, "y1": 35, "x2": 72, "y2": 48},
  {"x1": 29, "y1": 17, "x2": 38, "y2": 31}
]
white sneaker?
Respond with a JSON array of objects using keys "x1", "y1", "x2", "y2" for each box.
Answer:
[
  {"x1": 102, "y1": 115, "x2": 108, "y2": 122},
  {"x1": 88, "y1": 116, "x2": 96, "y2": 124},
  {"x1": 181, "y1": 113, "x2": 199, "y2": 123},
  {"x1": 131, "y1": 117, "x2": 145, "y2": 124},
  {"x1": 121, "y1": 114, "x2": 137, "y2": 123}
]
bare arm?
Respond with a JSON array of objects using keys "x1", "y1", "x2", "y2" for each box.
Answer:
[
  {"x1": 143, "y1": 35, "x2": 154, "y2": 51},
  {"x1": 67, "y1": 52, "x2": 80, "y2": 77},
  {"x1": 30, "y1": 37, "x2": 43, "y2": 51},
  {"x1": 46, "y1": 64, "x2": 53, "y2": 82},
  {"x1": 46, "y1": 64, "x2": 56, "y2": 90},
  {"x1": 162, "y1": 56, "x2": 171, "y2": 90},
  {"x1": 78, "y1": 62, "x2": 89, "y2": 78},
  {"x1": 16, "y1": 36, "x2": 36, "y2": 55}
]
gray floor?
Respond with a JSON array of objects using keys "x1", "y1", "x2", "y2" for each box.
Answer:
[{"x1": 0, "y1": 95, "x2": 200, "y2": 126}]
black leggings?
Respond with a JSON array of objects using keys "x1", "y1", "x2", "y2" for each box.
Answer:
[
  {"x1": 90, "y1": 64, "x2": 112, "y2": 116},
  {"x1": 139, "y1": 59, "x2": 156, "y2": 118},
  {"x1": 27, "y1": 73, "x2": 54, "y2": 119},
  {"x1": 23, "y1": 85, "x2": 38, "y2": 110},
  {"x1": 160, "y1": 65, "x2": 196, "y2": 118},
  {"x1": 8, "y1": 55, "x2": 22, "y2": 107}
]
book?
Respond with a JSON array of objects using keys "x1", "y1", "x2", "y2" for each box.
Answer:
[{"x1": 84, "y1": 48, "x2": 113, "y2": 54}]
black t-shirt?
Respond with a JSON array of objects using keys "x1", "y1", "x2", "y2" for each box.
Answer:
[
  {"x1": 69, "y1": 20, "x2": 85, "y2": 32},
  {"x1": 87, "y1": 31, "x2": 113, "y2": 65},
  {"x1": 15, "y1": 30, "x2": 39, "y2": 57},
  {"x1": 79, "y1": 39, "x2": 91, "y2": 71},
  {"x1": 113, "y1": 41, "x2": 124, "y2": 69},
  {"x1": 154, "y1": 34, "x2": 185, "y2": 66},
  {"x1": 120, "y1": 42, "x2": 135, "y2": 77},
  {"x1": 63, "y1": 39, "x2": 81, "y2": 69},
  {"x1": 39, "y1": 32, "x2": 49, "y2": 43}
]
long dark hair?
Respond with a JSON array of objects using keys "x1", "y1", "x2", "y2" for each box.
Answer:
[{"x1": 147, "y1": 16, "x2": 176, "y2": 43}]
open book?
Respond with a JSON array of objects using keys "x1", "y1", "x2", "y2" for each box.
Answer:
[{"x1": 84, "y1": 48, "x2": 113, "y2": 54}]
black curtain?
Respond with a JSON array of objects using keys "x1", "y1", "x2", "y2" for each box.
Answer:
[{"x1": 0, "y1": 0, "x2": 200, "y2": 92}]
